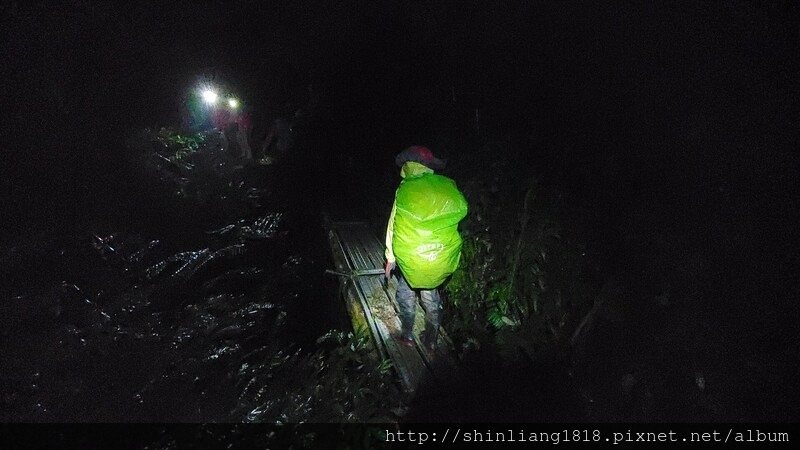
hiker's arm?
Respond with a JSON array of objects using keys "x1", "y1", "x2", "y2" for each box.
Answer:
[{"x1": 385, "y1": 199, "x2": 397, "y2": 263}]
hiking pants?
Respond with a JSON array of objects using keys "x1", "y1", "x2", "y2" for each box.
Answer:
[{"x1": 395, "y1": 272, "x2": 441, "y2": 340}]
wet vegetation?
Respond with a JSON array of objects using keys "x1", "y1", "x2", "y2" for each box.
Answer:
[
  {"x1": 1, "y1": 129, "x2": 406, "y2": 424},
  {"x1": 445, "y1": 141, "x2": 595, "y2": 355}
]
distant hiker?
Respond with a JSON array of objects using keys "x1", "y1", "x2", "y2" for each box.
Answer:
[
  {"x1": 211, "y1": 106, "x2": 231, "y2": 133},
  {"x1": 384, "y1": 146, "x2": 468, "y2": 351},
  {"x1": 258, "y1": 117, "x2": 293, "y2": 165},
  {"x1": 232, "y1": 107, "x2": 253, "y2": 163},
  {"x1": 211, "y1": 107, "x2": 236, "y2": 156}
]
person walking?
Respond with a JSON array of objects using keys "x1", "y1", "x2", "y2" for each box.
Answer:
[
  {"x1": 384, "y1": 146, "x2": 468, "y2": 351},
  {"x1": 233, "y1": 107, "x2": 253, "y2": 163}
]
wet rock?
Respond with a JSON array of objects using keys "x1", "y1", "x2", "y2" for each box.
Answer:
[{"x1": 202, "y1": 267, "x2": 265, "y2": 294}]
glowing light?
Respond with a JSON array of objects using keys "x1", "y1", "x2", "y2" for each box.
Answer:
[
  {"x1": 202, "y1": 89, "x2": 218, "y2": 104},
  {"x1": 228, "y1": 98, "x2": 239, "y2": 108}
]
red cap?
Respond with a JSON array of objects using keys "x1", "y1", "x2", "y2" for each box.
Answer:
[{"x1": 395, "y1": 145, "x2": 446, "y2": 170}]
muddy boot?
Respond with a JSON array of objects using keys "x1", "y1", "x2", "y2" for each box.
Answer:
[
  {"x1": 397, "y1": 333, "x2": 415, "y2": 348},
  {"x1": 420, "y1": 326, "x2": 439, "y2": 353}
]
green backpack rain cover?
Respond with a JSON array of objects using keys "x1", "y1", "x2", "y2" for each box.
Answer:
[{"x1": 393, "y1": 172, "x2": 468, "y2": 289}]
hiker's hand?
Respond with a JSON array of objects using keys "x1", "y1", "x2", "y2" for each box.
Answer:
[{"x1": 384, "y1": 261, "x2": 395, "y2": 279}]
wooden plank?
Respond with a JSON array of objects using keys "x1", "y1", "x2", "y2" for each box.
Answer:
[
  {"x1": 325, "y1": 227, "x2": 387, "y2": 361},
  {"x1": 324, "y1": 219, "x2": 458, "y2": 393}
]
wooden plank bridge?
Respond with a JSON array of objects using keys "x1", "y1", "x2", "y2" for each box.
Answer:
[{"x1": 324, "y1": 218, "x2": 456, "y2": 393}]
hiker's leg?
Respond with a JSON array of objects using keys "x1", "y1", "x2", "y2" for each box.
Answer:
[
  {"x1": 419, "y1": 288, "x2": 442, "y2": 348},
  {"x1": 238, "y1": 129, "x2": 252, "y2": 161},
  {"x1": 419, "y1": 288, "x2": 442, "y2": 330},
  {"x1": 395, "y1": 273, "x2": 417, "y2": 340}
]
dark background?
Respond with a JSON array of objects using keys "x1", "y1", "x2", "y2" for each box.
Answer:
[
  {"x1": 3, "y1": 1, "x2": 797, "y2": 231},
  {"x1": 1, "y1": 0, "x2": 798, "y2": 422}
]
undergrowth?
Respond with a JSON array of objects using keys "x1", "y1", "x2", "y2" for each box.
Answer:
[
  {"x1": 123, "y1": 127, "x2": 404, "y2": 424},
  {"x1": 444, "y1": 139, "x2": 598, "y2": 361},
  {"x1": 233, "y1": 325, "x2": 404, "y2": 423}
]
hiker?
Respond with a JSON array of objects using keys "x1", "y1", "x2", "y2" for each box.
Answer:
[
  {"x1": 258, "y1": 117, "x2": 292, "y2": 165},
  {"x1": 384, "y1": 146, "x2": 468, "y2": 351},
  {"x1": 232, "y1": 107, "x2": 253, "y2": 163},
  {"x1": 211, "y1": 106, "x2": 236, "y2": 156}
]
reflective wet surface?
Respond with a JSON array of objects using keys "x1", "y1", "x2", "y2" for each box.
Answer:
[{"x1": 0, "y1": 132, "x2": 357, "y2": 422}]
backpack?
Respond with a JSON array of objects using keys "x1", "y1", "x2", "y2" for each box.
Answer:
[{"x1": 393, "y1": 172, "x2": 468, "y2": 288}]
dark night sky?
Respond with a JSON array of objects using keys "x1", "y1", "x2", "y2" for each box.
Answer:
[{"x1": 2, "y1": 1, "x2": 798, "y2": 263}]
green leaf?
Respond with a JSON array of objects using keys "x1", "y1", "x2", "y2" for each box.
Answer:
[
  {"x1": 501, "y1": 316, "x2": 517, "y2": 327},
  {"x1": 377, "y1": 358, "x2": 393, "y2": 375}
]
